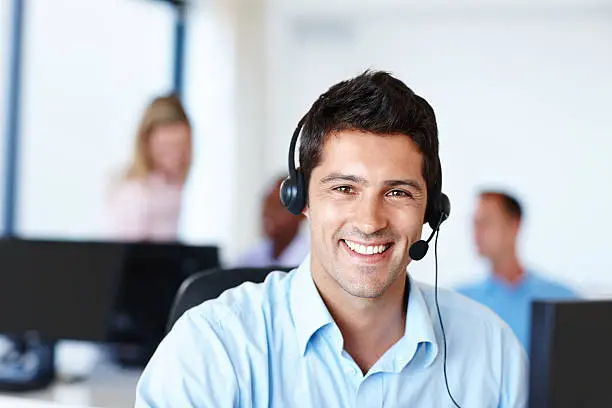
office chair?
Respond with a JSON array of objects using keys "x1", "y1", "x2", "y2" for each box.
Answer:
[{"x1": 167, "y1": 266, "x2": 294, "y2": 332}]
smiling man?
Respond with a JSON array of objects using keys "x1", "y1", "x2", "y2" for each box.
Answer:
[{"x1": 135, "y1": 71, "x2": 528, "y2": 407}]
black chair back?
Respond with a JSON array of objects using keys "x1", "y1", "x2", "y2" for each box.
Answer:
[{"x1": 167, "y1": 266, "x2": 294, "y2": 332}]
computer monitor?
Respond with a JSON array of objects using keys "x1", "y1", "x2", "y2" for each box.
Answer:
[
  {"x1": 0, "y1": 238, "x2": 125, "y2": 341},
  {"x1": 0, "y1": 238, "x2": 219, "y2": 364},
  {"x1": 529, "y1": 299, "x2": 612, "y2": 408},
  {"x1": 107, "y1": 242, "x2": 220, "y2": 366},
  {"x1": 0, "y1": 238, "x2": 219, "y2": 389}
]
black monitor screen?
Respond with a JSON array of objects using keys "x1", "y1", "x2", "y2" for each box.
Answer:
[
  {"x1": 0, "y1": 238, "x2": 220, "y2": 365},
  {"x1": 107, "y1": 242, "x2": 220, "y2": 365},
  {"x1": 529, "y1": 300, "x2": 612, "y2": 408},
  {"x1": 0, "y1": 238, "x2": 125, "y2": 342}
]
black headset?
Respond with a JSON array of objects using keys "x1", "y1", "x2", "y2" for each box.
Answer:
[
  {"x1": 279, "y1": 116, "x2": 308, "y2": 217},
  {"x1": 280, "y1": 115, "x2": 450, "y2": 260}
]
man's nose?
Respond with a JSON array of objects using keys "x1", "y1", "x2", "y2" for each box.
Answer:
[{"x1": 354, "y1": 195, "x2": 388, "y2": 235}]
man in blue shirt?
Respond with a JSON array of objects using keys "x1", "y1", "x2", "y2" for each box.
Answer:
[
  {"x1": 457, "y1": 191, "x2": 577, "y2": 352},
  {"x1": 233, "y1": 175, "x2": 310, "y2": 269},
  {"x1": 135, "y1": 71, "x2": 527, "y2": 407}
]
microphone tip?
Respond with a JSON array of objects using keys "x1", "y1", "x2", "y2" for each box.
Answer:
[{"x1": 409, "y1": 240, "x2": 429, "y2": 261}]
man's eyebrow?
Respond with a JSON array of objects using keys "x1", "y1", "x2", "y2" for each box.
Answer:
[
  {"x1": 385, "y1": 179, "x2": 425, "y2": 193},
  {"x1": 319, "y1": 173, "x2": 368, "y2": 185},
  {"x1": 319, "y1": 173, "x2": 425, "y2": 192}
]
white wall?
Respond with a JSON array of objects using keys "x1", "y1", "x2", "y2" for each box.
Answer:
[
  {"x1": 12, "y1": 0, "x2": 612, "y2": 296},
  {"x1": 178, "y1": 1, "x2": 238, "y2": 262},
  {"x1": 17, "y1": 0, "x2": 174, "y2": 239},
  {"x1": 178, "y1": 0, "x2": 275, "y2": 264},
  {"x1": 264, "y1": 1, "x2": 612, "y2": 296}
]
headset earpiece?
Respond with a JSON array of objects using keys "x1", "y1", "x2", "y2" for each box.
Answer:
[
  {"x1": 281, "y1": 116, "x2": 308, "y2": 215},
  {"x1": 438, "y1": 193, "x2": 451, "y2": 224},
  {"x1": 280, "y1": 170, "x2": 306, "y2": 215},
  {"x1": 426, "y1": 192, "x2": 450, "y2": 231},
  {"x1": 410, "y1": 192, "x2": 451, "y2": 261}
]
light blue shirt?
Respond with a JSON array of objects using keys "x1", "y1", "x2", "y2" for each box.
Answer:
[
  {"x1": 457, "y1": 271, "x2": 577, "y2": 352},
  {"x1": 136, "y1": 257, "x2": 528, "y2": 407}
]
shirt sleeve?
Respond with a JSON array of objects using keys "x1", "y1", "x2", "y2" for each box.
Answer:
[
  {"x1": 134, "y1": 307, "x2": 240, "y2": 408},
  {"x1": 499, "y1": 325, "x2": 529, "y2": 408}
]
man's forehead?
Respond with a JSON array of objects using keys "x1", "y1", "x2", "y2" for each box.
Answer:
[
  {"x1": 317, "y1": 132, "x2": 424, "y2": 169},
  {"x1": 477, "y1": 196, "x2": 513, "y2": 219}
]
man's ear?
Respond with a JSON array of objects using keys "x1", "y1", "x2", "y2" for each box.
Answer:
[
  {"x1": 511, "y1": 218, "x2": 521, "y2": 236},
  {"x1": 302, "y1": 203, "x2": 310, "y2": 219}
]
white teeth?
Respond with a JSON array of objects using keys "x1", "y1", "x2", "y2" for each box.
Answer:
[{"x1": 344, "y1": 240, "x2": 390, "y2": 255}]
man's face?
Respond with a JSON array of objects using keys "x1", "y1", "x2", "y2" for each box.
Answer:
[
  {"x1": 473, "y1": 197, "x2": 519, "y2": 261},
  {"x1": 305, "y1": 130, "x2": 427, "y2": 299}
]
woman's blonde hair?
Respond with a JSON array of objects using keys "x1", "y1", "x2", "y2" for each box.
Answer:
[{"x1": 125, "y1": 94, "x2": 192, "y2": 182}]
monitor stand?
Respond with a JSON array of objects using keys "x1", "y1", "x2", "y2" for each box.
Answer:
[{"x1": 0, "y1": 334, "x2": 55, "y2": 392}]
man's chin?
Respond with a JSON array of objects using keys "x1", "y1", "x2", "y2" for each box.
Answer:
[{"x1": 336, "y1": 274, "x2": 386, "y2": 298}]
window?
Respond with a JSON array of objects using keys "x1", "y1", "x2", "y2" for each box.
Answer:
[{"x1": 17, "y1": 0, "x2": 174, "y2": 239}]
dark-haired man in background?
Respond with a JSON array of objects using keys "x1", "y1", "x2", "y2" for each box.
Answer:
[
  {"x1": 233, "y1": 175, "x2": 309, "y2": 269},
  {"x1": 135, "y1": 72, "x2": 527, "y2": 407},
  {"x1": 457, "y1": 191, "x2": 577, "y2": 353}
]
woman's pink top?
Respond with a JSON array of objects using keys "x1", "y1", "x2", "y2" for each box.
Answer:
[{"x1": 106, "y1": 174, "x2": 183, "y2": 242}]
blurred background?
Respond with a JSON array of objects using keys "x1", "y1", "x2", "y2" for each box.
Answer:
[
  {"x1": 1, "y1": 0, "x2": 612, "y2": 405},
  {"x1": 2, "y1": 0, "x2": 611, "y2": 294}
]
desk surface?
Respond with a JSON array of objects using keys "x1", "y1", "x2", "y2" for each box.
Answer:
[{"x1": 0, "y1": 364, "x2": 141, "y2": 408}]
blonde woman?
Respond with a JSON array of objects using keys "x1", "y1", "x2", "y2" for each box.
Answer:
[{"x1": 107, "y1": 94, "x2": 192, "y2": 242}]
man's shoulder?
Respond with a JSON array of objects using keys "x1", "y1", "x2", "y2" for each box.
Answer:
[
  {"x1": 135, "y1": 272, "x2": 293, "y2": 407},
  {"x1": 416, "y1": 281, "x2": 529, "y2": 407},
  {"x1": 453, "y1": 276, "x2": 489, "y2": 298},
  {"x1": 414, "y1": 280, "x2": 526, "y2": 372},
  {"x1": 528, "y1": 272, "x2": 578, "y2": 298},
  {"x1": 415, "y1": 280, "x2": 512, "y2": 334}
]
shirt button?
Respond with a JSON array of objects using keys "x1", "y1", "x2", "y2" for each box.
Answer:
[
  {"x1": 345, "y1": 366, "x2": 357, "y2": 376},
  {"x1": 344, "y1": 367, "x2": 354, "y2": 376}
]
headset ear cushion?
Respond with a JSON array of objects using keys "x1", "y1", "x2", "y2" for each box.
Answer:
[
  {"x1": 280, "y1": 171, "x2": 307, "y2": 215},
  {"x1": 427, "y1": 205, "x2": 439, "y2": 230},
  {"x1": 427, "y1": 193, "x2": 451, "y2": 230},
  {"x1": 439, "y1": 193, "x2": 451, "y2": 221},
  {"x1": 279, "y1": 177, "x2": 295, "y2": 208}
]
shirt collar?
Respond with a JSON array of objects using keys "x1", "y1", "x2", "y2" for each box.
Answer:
[
  {"x1": 396, "y1": 275, "x2": 440, "y2": 369},
  {"x1": 290, "y1": 256, "x2": 439, "y2": 367},
  {"x1": 485, "y1": 270, "x2": 532, "y2": 292},
  {"x1": 289, "y1": 254, "x2": 335, "y2": 355}
]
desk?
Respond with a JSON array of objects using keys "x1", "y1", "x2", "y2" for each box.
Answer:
[{"x1": 0, "y1": 363, "x2": 141, "y2": 408}]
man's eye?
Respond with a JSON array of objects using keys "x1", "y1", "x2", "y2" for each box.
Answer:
[
  {"x1": 334, "y1": 186, "x2": 354, "y2": 194},
  {"x1": 387, "y1": 190, "x2": 411, "y2": 198}
]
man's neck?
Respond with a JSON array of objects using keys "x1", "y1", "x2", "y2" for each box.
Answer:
[
  {"x1": 491, "y1": 253, "x2": 524, "y2": 286},
  {"x1": 313, "y1": 269, "x2": 408, "y2": 374}
]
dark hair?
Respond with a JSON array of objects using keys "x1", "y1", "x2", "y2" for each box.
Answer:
[
  {"x1": 298, "y1": 69, "x2": 441, "y2": 218},
  {"x1": 480, "y1": 191, "x2": 523, "y2": 221}
]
